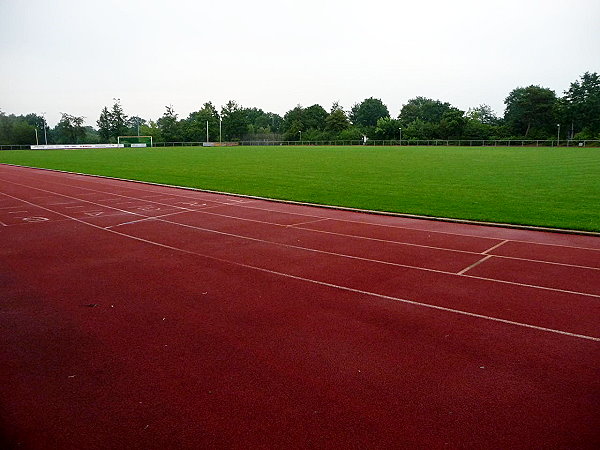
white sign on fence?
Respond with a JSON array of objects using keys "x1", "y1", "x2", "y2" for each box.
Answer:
[{"x1": 30, "y1": 144, "x2": 125, "y2": 150}]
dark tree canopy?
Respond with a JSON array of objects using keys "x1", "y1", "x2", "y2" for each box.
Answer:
[
  {"x1": 504, "y1": 86, "x2": 557, "y2": 138},
  {"x1": 399, "y1": 97, "x2": 454, "y2": 125},
  {"x1": 350, "y1": 98, "x2": 390, "y2": 127}
]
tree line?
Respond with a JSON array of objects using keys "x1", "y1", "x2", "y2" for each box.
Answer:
[{"x1": 1, "y1": 72, "x2": 598, "y2": 145}]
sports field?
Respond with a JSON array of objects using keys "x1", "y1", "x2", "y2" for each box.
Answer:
[{"x1": 1, "y1": 145, "x2": 599, "y2": 231}]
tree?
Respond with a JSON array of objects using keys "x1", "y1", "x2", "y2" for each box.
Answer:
[
  {"x1": 438, "y1": 109, "x2": 466, "y2": 139},
  {"x1": 221, "y1": 100, "x2": 249, "y2": 141},
  {"x1": 302, "y1": 104, "x2": 328, "y2": 131},
  {"x1": 325, "y1": 103, "x2": 350, "y2": 133},
  {"x1": 97, "y1": 107, "x2": 111, "y2": 141},
  {"x1": 109, "y1": 99, "x2": 128, "y2": 139},
  {"x1": 562, "y1": 72, "x2": 600, "y2": 138},
  {"x1": 157, "y1": 105, "x2": 180, "y2": 142},
  {"x1": 374, "y1": 117, "x2": 402, "y2": 139},
  {"x1": 503, "y1": 85, "x2": 557, "y2": 138},
  {"x1": 55, "y1": 113, "x2": 86, "y2": 143},
  {"x1": 349, "y1": 97, "x2": 389, "y2": 127},
  {"x1": 402, "y1": 119, "x2": 438, "y2": 140},
  {"x1": 466, "y1": 104, "x2": 499, "y2": 125},
  {"x1": 399, "y1": 97, "x2": 453, "y2": 125},
  {"x1": 183, "y1": 102, "x2": 219, "y2": 142},
  {"x1": 128, "y1": 116, "x2": 146, "y2": 136}
]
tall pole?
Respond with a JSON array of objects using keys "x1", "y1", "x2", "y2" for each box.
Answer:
[
  {"x1": 399, "y1": 127, "x2": 402, "y2": 146},
  {"x1": 219, "y1": 117, "x2": 222, "y2": 143},
  {"x1": 41, "y1": 112, "x2": 48, "y2": 144},
  {"x1": 206, "y1": 120, "x2": 209, "y2": 143},
  {"x1": 35, "y1": 128, "x2": 39, "y2": 145},
  {"x1": 557, "y1": 124, "x2": 560, "y2": 146},
  {"x1": 299, "y1": 130, "x2": 302, "y2": 142}
]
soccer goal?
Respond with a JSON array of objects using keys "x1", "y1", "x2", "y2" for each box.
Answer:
[{"x1": 117, "y1": 136, "x2": 153, "y2": 147}]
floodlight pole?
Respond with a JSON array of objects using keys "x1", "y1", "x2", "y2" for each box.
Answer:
[
  {"x1": 557, "y1": 124, "x2": 560, "y2": 146},
  {"x1": 206, "y1": 120, "x2": 209, "y2": 143},
  {"x1": 219, "y1": 117, "x2": 222, "y2": 143},
  {"x1": 35, "y1": 128, "x2": 39, "y2": 145},
  {"x1": 299, "y1": 130, "x2": 302, "y2": 142},
  {"x1": 399, "y1": 127, "x2": 402, "y2": 146},
  {"x1": 41, "y1": 113, "x2": 48, "y2": 144}
]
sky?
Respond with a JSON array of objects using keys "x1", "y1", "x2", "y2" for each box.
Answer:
[{"x1": 1, "y1": 0, "x2": 599, "y2": 127}]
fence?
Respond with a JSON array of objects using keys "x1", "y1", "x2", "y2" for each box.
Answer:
[
  {"x1": 155, "y1": 139, "x2": 600, "y2": 148},
  {"x1": 2, "y1": 140, "x2": 599, "y2": 150}
]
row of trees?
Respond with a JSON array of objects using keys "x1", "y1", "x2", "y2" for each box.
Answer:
[{"x1": 2, "y1": 72, "x2": 598, "y2": 145}]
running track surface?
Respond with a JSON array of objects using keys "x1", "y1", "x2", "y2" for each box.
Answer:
[{"x1": 0, "y1": 164, "x2": 599, "y2": 449}]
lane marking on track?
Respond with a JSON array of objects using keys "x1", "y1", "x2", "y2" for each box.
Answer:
[
  {"x1": 106, "y1": 211, "x2": 189, "y2": 229},
  {"x1": 6, "y1": 164, "x2": 600, "y2": 251},
  {"x1": 457, "y1": 255, "x2": 493, "y2": 275},
  {"x1": 9, "y1": 172, "x2": 599, "y2": 271},
  {"x1": 2, "y1": 177, "x2": 600, "y2": 295},
  {"x1": 2, "y1": 189, "x2": 598, "y2": 343},
  {"x1": 287, "y1": 218, "x2": 331, "y2": 227},
  {"x1": 483, "y1": 240, "x2": 509, "y2": 254}
]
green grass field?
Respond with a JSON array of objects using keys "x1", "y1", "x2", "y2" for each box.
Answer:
[{"x1": 1, "y1": 146, "x2": 599, "y2": 232}]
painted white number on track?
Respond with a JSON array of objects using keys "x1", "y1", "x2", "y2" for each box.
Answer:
[
  {"x1": 22, "y1": 217, "x2": 49, "y2": 222},
  {"x1": 136, "y1": 206, "x2": 160, "y2": 211},
  {"x1": 84, "y1": 212, "x2": 104, "y2": 217}
]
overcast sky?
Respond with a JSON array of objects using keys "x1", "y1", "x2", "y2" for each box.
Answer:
[{"x1": 1, "y1": 0, "x2": 599, "y2": 126}]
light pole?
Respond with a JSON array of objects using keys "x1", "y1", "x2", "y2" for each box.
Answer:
[
  {"x1": 299, "y1": 130, "x2": 302, "y2": 142},
  {"x1": 219, "y1": 116, "x2": 222, "y2": 143},
  {"x1": 399, "y1": 127, "x2": 402, "y2": 146},
  {"x1": 35, "y1": 128, "x2": 39, "y2": 145},
  {"x1": 41, "y1": 112, "x2": 48, "y2": 144},
  {"x1": 557, "y1": 124, "x2": 561, "y2": 146},
  {"x1": 206, "y1": 120, "x2": 209, "y2": 143}
]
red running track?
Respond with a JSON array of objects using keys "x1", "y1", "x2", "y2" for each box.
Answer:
[{"x1": 0, "y1": 164, "x2": 599, "y2": 449}]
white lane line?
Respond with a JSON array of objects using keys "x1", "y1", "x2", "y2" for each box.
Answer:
[
  {"x1": 287, "y1": 218, "x2": 330, "y2": 227},
  {"x1": 8, "y1": 211, "x2": 28, "y2": 214},
  {"x1": 457, "y1": 255, "x2": 493, "y2": 275},
  {"x1": 31, "y1": 171, "x2": 257, "y2": 207},
  {"x1": 106, "y1": 211, "x2": 189, "y2": 229},
  {"x1": 0, "y1": 206, "x2": 31, "y2": 210},
  {"x1": 2, "y1": 189, "x2": 598, "y2": 343},
  {"x1": 236, "y1": 203, "x2": 600, "y2": 252},
  {"x1": 2, "y1": 178, "x2": 600, "y2": 297},
  {"x1": 0, "y1": 179, "x2": 147, "y2": 220},
  {"x1": 152, "y1": 215, "x2": 600, "y2": 299},
  {"x1": 491, "y1": 254, "x2": 600, "y2": 271},
  {"x1": 6, "y1": 172, "x2": 600, "y2": 272},
  {"x1": 483, "y1": 240, "x2": 509, "y2": 254},
  {"x1": 18, "y1": 175, "x2": 600, "y2": 269},
  {"x1": 6, "y1": 165, "x2": 600, "y2": 251}
]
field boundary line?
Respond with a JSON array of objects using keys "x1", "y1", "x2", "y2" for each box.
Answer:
[
  {"x1": 2, "y1": 163, "x2": 599, "y2": 237},
  {"x1": 2, "y1": 188, "x2": 599, "y2": 343}
]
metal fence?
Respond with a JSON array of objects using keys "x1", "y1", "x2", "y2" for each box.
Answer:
[
  {"x1": 2, "y1": 140, "x2": 599, "y2": 150},
  {"x1": 155, "y1": 139, "x2": 600, "y2": 148}
]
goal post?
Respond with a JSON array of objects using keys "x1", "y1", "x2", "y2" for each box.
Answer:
[{"x1": 117, "y1": 136, "x2": 153, "y2": 147}]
